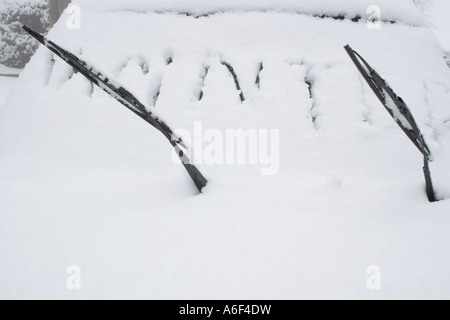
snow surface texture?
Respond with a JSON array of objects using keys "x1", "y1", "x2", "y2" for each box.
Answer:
[
  {"x1": 1, "y1": 0, "x2": 450, "y2": 299},
  {"x1": 423, "y1": 0, "x2": 450, "y2": 67},
  {"x1": 0, "y1": 76, "x2": 15, "y2": 106}
]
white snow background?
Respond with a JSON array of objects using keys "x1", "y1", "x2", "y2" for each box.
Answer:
[
  {"x1": 0, "y1": 65, "x2": 18, "y2": 106},
  {"x1": 419, "y1": 0, "x2": 450, "y2": 51},
  {"x1": 0, "y1": 0, "x2": 450, "y2": 299}
]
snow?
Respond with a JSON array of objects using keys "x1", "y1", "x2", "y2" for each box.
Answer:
[
  {"x1": 0, "y1": 0, "x2": 49, "y2": 68},
  {"x1": 0, "y1": 76, "x2": 15, "y2": 106},
  {"x1": 1, "y1": 0, "x2": 450, "y2": 299},
  {"x1": 0, "y1": 65, "x2": 19, "y2": 107},
  {"x1": 421, "y1": 0, "x2": 450, "y2": 51},
  {"x1": 416, "y1": 0, "x2": 450, "y2": 67},
  {"x1": 382, "y1": 88, "x2": 414, "y2": 131},
  {"x1": 75, "y1": 0, "x2": 427, "y2": 26},
  {"x1": 0, "y1": 0, "x2": 46, "y2": 11},
  {"x1": 0, "y1": 64, "x2": 21, "y2": 74}
]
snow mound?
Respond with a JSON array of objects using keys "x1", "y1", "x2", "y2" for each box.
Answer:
[{"x1": 1, "y1": 1, "x2": 450, "y2": 299}]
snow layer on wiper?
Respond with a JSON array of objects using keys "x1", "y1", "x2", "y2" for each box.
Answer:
[{"x1": 78, "y1": 0, "x2": 427, "y2": 26}]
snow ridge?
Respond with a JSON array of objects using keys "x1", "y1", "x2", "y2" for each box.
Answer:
[{"x1": 74, "y1": 0, "x2": 427, "y2": 26}]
